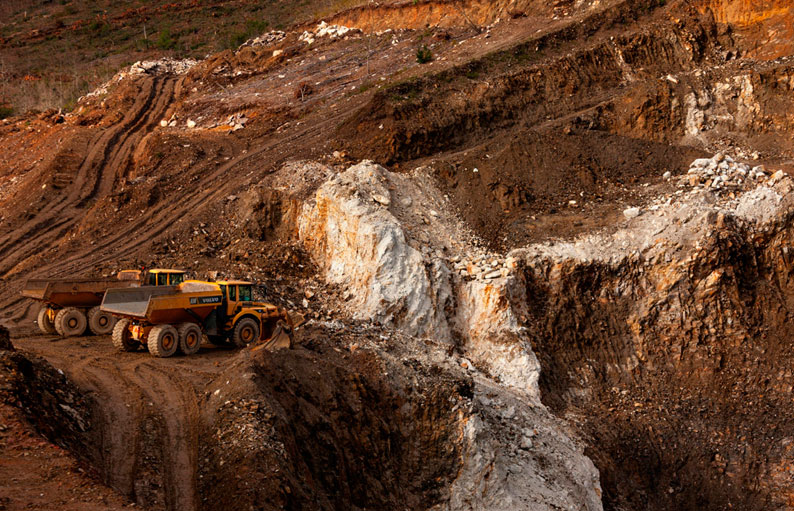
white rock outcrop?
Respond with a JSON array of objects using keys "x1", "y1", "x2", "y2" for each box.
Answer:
[
  {"x1": 296, "y1": 160, "x2": 603, "y2": 511},
  {"x1": 298, "y1": 161, "x2": 543, "y2": 394},
  {"x1": 298, "y1": 161, "x2": 453, "y2": 338}
]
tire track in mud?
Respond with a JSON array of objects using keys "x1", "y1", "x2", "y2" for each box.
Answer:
[
  {"x1": 12, "y1": 336, "x2": 227, "y2": 511},
  {"x1": 0, "y1": 75, "x2": 177, "y2": 277},
  {"x1": 13, "y1": 113, "x2": 338, "y2": 285},
  {"x1": 11, "y1": 342, "x2": 147, "y2": 499},
  {"x1": 77, "y1": 362, "x2": 144, "y2": 498},
  {"x1": 127, "y1": 362, "x2": 201, "y2": 511}
]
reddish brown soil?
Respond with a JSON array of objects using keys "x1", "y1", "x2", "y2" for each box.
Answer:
[
  {"x1": 0, "y1": 402, "x2": 130, "y2": 511},
  {"x1": 2, "y1": 0, "x2": 794, "y2": 509},
  {"x1": 1, "y1": 321, "x2": 470, "y2": 511}
]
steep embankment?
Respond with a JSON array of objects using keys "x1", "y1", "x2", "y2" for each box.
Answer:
[
  {"x1": 515, "y1": 160, "x2": 794, "y2": 509},
  {"x1": 3, "y1": 0, "x2": 794, "y2": 509}
]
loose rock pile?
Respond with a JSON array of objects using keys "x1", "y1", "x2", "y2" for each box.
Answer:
[
  {"x1": 81, "y1": 58, "x2": 197, "y2": 102},
  {"x1": 239, "y1": 30, "x2": 286, "y2": 49},
  {"x1": 677, "y1": 152, "x2": 780, "y2": 196},
  {"x1": 129, "y1": 58, "x2": 198, "y2": 76},
  {"x1": 451, "y1": 255, "x2": 518, "y2": 281},
  {"x1": 625, "y1": 153, "x2": 788, "y2": 222},
  {"x1": 226, "y1": 113, "x2": 248, "y2": 132},
  {"x1": 299, "y1": 21, "x2": 358, "y2": 45}
]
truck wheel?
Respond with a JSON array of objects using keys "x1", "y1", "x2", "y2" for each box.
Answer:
[
  {"x1": 55, "y1": 308, "x2": 87, "y2": 337},
  {"x1": 177, "y1": 323, "x2": 202, "y2": 355},
  {"x1": 88, "y1": 306, "x2": 116, "y2": 335},
  {"x1": 231, "y1": 318, "x2": 259, "y2": 347},
  {"x1": 148, "y1": 325, "x2": 178, "y2": 358},
  {"x1": 37, "y1": 306, "x2": 57, "y2": 335},
  {"x1": 112, "y1": 319, "x2": 138, "y2": 352}
]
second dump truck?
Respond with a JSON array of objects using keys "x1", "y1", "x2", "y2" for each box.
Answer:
[
  {"x1": 21, "y1": 269, "x2": 186, "y2": 337},
  {"x1": 101, "y1": 280, "x2": 294, "y2": 357}
]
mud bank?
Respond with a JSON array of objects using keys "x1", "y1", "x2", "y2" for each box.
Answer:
[{"x1": 514, "y1": 165, "x2": 794, "y2": 509}]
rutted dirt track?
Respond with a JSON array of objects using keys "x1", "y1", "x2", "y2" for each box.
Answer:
[
  {"x1": 0, "y1": 76, "x2": 177, "y2": 275},
  {"x1": 9, "y1": 335, "x2": 219, "y2": 510}
]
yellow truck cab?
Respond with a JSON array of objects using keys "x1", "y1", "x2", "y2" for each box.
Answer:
[
  {"x1": 212, "y1": 280, "x2": 290, "y2": 346},
  {"x1": 22, "y1": 268, "x2": 187, "y2": 337}
]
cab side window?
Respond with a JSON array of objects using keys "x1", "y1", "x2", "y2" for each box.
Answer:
[
  {"x1": 170, "y1": 273, "x2": 184, "y2": 285},
  {"x1": 148, "y1": 273, "x2": 157, "y2": 286},
  {"x1": 157, "y1": 273, "x2": 168, "y2": 286},
  {"x1": 219, "y1": 285, "x2": 226, "y2": 300},
  {"x1": 228, "y1": 286, "x2": 237, "y2": 301},
  {"x1": 238, "y1": 285, "x2": 252, "y2": 302}
]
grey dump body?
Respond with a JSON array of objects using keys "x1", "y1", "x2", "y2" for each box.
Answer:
[
  {"x1": 21, "y1": 277, "x2": 139, "y2": 307},
  {"x1": 20, "y1": 279, "x2": 51, "y2": 301},
  {"x1": 101, "y1": 286, "x2": 179, "y2": 319}
]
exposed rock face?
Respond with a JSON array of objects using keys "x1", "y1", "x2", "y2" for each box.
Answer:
[
  {"x1": 199, "y1": 325, "x2": 603, "y2": 511},
  {"x1": 298, "y1": 161, "x2": 541, "y2": 394},
  {"x1": 0, "y1": 334, "x2": 95, "y2": 463},
  {"x1": 512, "y1": 162, "x2": 794, "y2": 509},
  {"x1": 299, "y1": 161, "x2": 453, "y2": 339},
  {"x1": 296, "y1": 161, "x2": 602, "y2": 510}
]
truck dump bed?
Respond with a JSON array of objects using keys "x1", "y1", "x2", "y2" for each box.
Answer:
[
  {"x1": 101, "y1": 282, "x2": 223, "y2": 324},
  {"x1": 21, "y1": 278, "x2": 139, "y2": 307}
]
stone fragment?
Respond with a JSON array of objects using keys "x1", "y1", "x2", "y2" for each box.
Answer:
[
  {"x1": 372, "y1": 193, "x2": 391, "y2": 206},
  {"x1": 623, "y1": 207, "x2": 641, "y2": 220}
]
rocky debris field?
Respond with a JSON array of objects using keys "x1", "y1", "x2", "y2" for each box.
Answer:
[{"x1": 3, "y1": 0, "x2": 794, "y2": 509}]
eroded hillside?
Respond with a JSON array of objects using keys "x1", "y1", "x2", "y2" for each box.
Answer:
[{"x1": 2, "y1": 0, "x2": 794, "y2": 509}]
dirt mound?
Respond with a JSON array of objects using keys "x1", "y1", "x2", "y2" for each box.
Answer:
[
  {"x1": 199, "y1": 326, "x2": 469, "y2": 510},
  {"x1": 430, "y1": 128, "x2": 705, "y2": 248}
]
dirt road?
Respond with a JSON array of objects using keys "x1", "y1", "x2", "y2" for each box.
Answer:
[{"x1": 10, "y1": 333, "x2": 238, "y2": 511}]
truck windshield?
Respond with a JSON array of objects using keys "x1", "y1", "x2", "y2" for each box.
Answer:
[
  {"x1": 170, "y1": 273, "x2": 184, "y2": 285},
  {"x1": 148, "y1": 273, "x2": 157, "y2": 286},
  {"x1": 238, "y1": 285, "x2": 252, "y2": 302}
]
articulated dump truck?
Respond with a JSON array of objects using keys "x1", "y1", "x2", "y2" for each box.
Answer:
[
  {"x1": 101, "y1": 280, "x2": 297, "y2": 357},
  {"x1": 21, "y1": 269, "x2": 186, "y2": 337}
]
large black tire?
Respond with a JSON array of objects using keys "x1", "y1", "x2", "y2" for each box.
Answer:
[
  {"x1": 112, "y1": 319, "x2": 138, "y2": 352},
  {"x1": 37, "y1": 306, "x2": 57, "y2": 335},
  {"x1": 231, "y1": 317, "x2": 259, "y2": 347},
  {"x1": 177, "y1": 323, "x2": 202, "y2": 355},
  {"x1": 147, "y1": 325, "x2": 178, "y2": 358},
  {"x1": 88, "y1": 306, "x2": 116, "y2": 335},
  {"x1": 55, "y1": 308, "x2": 87, "y2": 337}
]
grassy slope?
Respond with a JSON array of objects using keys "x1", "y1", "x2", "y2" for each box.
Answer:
[{"x1": 0, "y1": 0, "x2": 351, "y2": 117}]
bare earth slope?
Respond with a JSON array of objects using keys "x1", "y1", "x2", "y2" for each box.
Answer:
[{"x1": 3, "y1": 0, "x2": 794, "y2": 509}]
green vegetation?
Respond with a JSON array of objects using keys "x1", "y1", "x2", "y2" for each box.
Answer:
[
  {"x1": 156, "y1": 28, "x2": 176, "y2": 50},
  {"x1": 0, "y1": 0, "x2": 326, "y2": 114},
  {"x1": 416, "y1": 45, "x2": 432, "y2": 64},
  {"x1": 0, "y1": 106, "x2": 13, "y2": 119}
]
